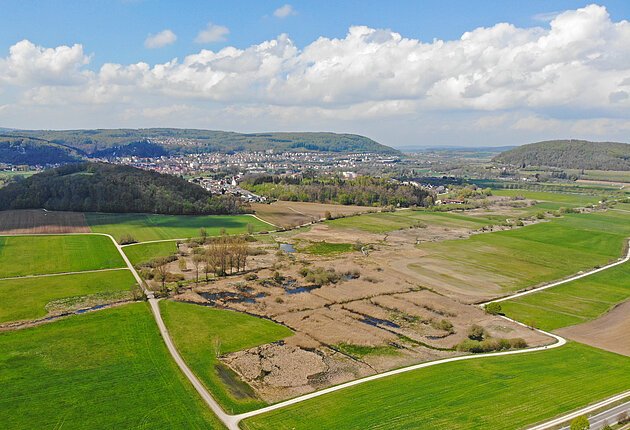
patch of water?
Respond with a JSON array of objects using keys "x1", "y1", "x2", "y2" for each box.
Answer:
[
  {"x1": 279, "y1": 243, "x2": 296, "y2": 253},
  {"x1": 285, "y1": 285, "x2": 321, "y2": 295},
  {"x1": 360, "y1": 315, "x2": 401, "y2": 329}
]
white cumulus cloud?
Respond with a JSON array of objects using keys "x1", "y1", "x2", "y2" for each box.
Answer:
[
  {"x1": 144, "y1": 29, "x2": 177, "y2": 49},
  {"x1": 194, "y1": 22, "x2": 230, "y2": 43},
  {"x1": 274, "y1": 4, "x2": 297, "y2": 18}
]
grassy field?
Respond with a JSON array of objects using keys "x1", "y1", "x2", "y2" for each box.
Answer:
[
  {"x1": 242, "y1": 342, "x2": 630, "y2": 430},
  {"x1": 303, "y1": 242, "x2": 354, "y2": 255},
  {"x1": 86, "y1": 213, "x2": 273, "y2": 243},
  {"x1": 326, "y1": 210, "x2": 503, "y2": 234},
  {"x1": 0, "y1": 234, "x2": 125, "y2": 278},
  {"x1": 160, "y1": 301, "x2": 293, "y2": 414},
  {"x1": 412, "y1": 211, "x2": 630, "y2": 295},
  {"x1": 0, "y1": 269, "x2": 136, "y2": 323},
  {"x1": 491, "y1": 189, "x2": 603, "y2": 210},
  {"x1": 0, "y1": 303, "x2": 224, "y2": 429},
  {"x1": 501, "y1": 261, "x2": 630, "y2": 330},
  {"x1": 123, "y1": 241, "x2": 178, "y2": 266}
]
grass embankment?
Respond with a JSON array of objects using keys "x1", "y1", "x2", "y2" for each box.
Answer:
[
  {"x1": 242, "y1": 342, "x2": 630, "y2": 430},
  {"x1": 160, "y1": 301, "x2": 293, "y2": 414},
  {"x1": 0, "y1": 235, "x2": 125, "y2": 277},
  {"x1": 413, "y1": 211, "x2": 630, "y2": 294},
  {"x1": 501, "y1": 261, "x2": 630, "y2": 331},
  {"x1": 0, "y1": 269, "x2": 137, "y2": 323},
  {"x1": 86, "y1": 213, "x2": 273, "y2": 243},
  {"x1": 0, "y1": 303, "x2": 224, "y2": 429},
  {"x1": 123, "y1": 241, "x2": 178, "y2": 266}
]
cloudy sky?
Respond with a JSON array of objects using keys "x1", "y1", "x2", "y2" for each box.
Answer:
[{"x1": 1, "y1": 1, "x2": 629, "y2": 148}]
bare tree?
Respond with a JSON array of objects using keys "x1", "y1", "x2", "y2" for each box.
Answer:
[
  {"x1": 192, "y1": 254, "x2": 204, "y2": 285},
  {"x1": 154, "y1": 257, "x2": 169, "y2": 292}
]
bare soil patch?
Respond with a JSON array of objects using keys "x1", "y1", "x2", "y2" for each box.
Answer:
[
  {"x1": 252, "y1": 201, "x2": 378, "y2": 229},
  {"x1": 556, "y1": 300, "x2": 630, "y2": 357},
  {"x1": 0, "y1": 209, "x2": 90, "y2": 234}
]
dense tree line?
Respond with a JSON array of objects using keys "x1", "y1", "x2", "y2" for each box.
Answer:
[
  {"x1": 0, "y1": 136, "x2": 82, "y2": 165},
  {"x1": 0, "y1": 162, "x2": 249, "y2": 215},
  {"x1": 242, "y1": 175, "x2": 432, "y2": 207},
  {"x1": 494, "y1": 140, "x2": 630, "y2": 171}
]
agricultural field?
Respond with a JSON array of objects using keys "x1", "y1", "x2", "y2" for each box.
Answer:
[
  {"x1": 408, "y1": 211, "x2": 630, "y2": 300},
  {"x1": 123, "y1": 241, "x2": 178, "y2": 266},
  {"x1": 0, "y1": 234, "x2": 125, "y2": 278},
  {"x1": 252, "y1": 201, "x2": 375, "y2": 229},
  {"x1": 86, "y1": 212, "x2": 273, "y2": 243},
  {"x1": 0, "y1": 303, "x2": 224, "y2": 429},
  {"x1": 242, "y1": 342, "x2": 630, "y2": 430},
  {"x1": 491, "y1": 189, "x2": 603, "y2": 210},
  {"x1": 501, "y1": 262, "x2": 630, "y2": 331},
  {"x1": 0, "y1": 209, "x2": 89, "y2": 234},
  {"x1": 0, "y1": 269, "x2": 136, "y2": 323},
  {"x1": 326, "y1": 209, "x2": 504, "y2": 234},
  {"x1": 159, "y1": 301, "x2": 293, "y2": 414},
  {"x1": 303, "y1": 241, "x2": 354, "y2": 255}
]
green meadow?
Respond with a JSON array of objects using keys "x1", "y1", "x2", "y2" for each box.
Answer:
[
  {"x1": 501, "y1": 261, "x2": 630, "y2": 330},
  {"x1": 0, "y1": 235, "x2": 125, "y2": 278},
  {"x1": 326, "y1": 210, "x2": 506, "y2": 234},
  {"x1": 86, "y1": 213, "x2": 273, "y2": 243},
  {"x1": 160, "y1": 301, "x2": 292, "y2": 414},
  {"x1": 0, "y1": 269, "x2": 136, "y2": 323},
  {"x1": 242, "y1": 343, "x2": 630, "y2": 430},
  {"x1": 0, "y1": 303, "x2": 224, "y2": 429},
  {"x1": 123, "y1": 241, "x2": 179, "y2": 266},
  {"x1": 303, "y1": 241, "x2": 354, "y2": 255},
  {"x1": 414, "y1": 211, "x2": 630, "y2": 294}
]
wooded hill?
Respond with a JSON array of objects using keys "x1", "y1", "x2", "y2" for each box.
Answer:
[
  {"x1": 0, "y1": 128, "x2": 398, "y2": 165},
  {"x1": 0, "y1": 162, "x2": 248, "y2": 214},
  {"x1": 493, "y1": 140, "x2": 630, "y2": 171}
]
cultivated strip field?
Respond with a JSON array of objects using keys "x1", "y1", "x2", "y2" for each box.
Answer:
[
  {"x1": 0, "y1": 209, "x2": 90, "y2": 234},
  {"x1": 0, "y1": 235, "x2": 125, "y2": 277},
  {"x1": 241, "y1": 343, "x2": 630, "y2": 430},
  {"x1": 501, "y1": 261, "x2": 630, "y2": 331},
  {"x1": 0, "y1": 303, "x2": 225, "y2": 429},
  {"x1": 123, "y1": 241, "x2": 178, "y2": 266},
  {"x1": 252, "y1": 201, "x2": 375, "y2": 229},
  {"x1": 407, "y1": 211, "x2": 630, "y2": 300},
  {"x1": 0, "y1": 269, "x2": 136, "y2": 323},
  {"x1": 86, "y1": 212, "x2": 274, "y2": 243},
  {"x1": 160, "y1": 301, "x2": 293, "y2": 414}
]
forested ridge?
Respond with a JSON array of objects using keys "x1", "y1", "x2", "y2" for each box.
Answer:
[
  {"x1": 0, "y1": 162, "x2": 248, "y2": 214},
  {"x1": 494, "y1": 140, "x2": 630, "y2": 170},
  {"x1": 241, "y1": 175, "x2": 432, "y2": 207},
  {"x1": 0, "y1": 129, "x2": 397, "y2": 165}
]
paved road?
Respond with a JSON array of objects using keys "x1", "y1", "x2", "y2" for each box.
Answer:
[{"x1": 529, "y1": 391, "x2": 630, "y2": 430}]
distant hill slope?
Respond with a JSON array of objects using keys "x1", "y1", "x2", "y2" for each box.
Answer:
[
  {"x1": 493, "y1": 140, "x2": 630, "y2": 171},
  {"x1": 0, "y1": 128, "x2": 397, "y2": 164},
  {"x1": 0, "y1": 135, "x2": 83, "y2": 165},
  {"x1": 0, "y1": 162, "x2": 248, "y2": 214}
]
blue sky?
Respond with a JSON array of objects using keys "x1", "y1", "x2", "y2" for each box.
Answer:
[
  {"x1": 1, "y1": 1, "x2": 630, "y2": 147},
  {"x1": 3, "y1": 0, "x2": 629, "y2": 67}
]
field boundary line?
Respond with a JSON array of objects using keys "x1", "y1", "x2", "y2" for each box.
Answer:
[
  {"x1": 0, "y1": 267, "x2": 129, "y2": 281},
  {"x1": 479, "y1": 238, "x2": 630, "y2": 305}
]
